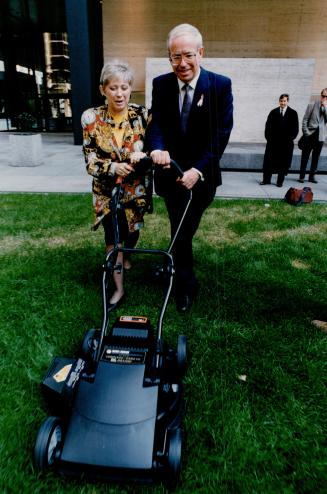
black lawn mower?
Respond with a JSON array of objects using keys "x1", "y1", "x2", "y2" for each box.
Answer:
[{"x1": 33, "y1": 159, "x2": 191, "y2": 488}]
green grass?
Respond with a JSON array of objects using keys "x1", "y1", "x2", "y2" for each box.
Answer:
[{"x1": 1, "y1": 193, "x2": 327, "y2": 494}]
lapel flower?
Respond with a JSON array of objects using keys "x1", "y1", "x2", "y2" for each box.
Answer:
[{"x1": 197, "y1": 94, "x2": 204, "y2": 107}]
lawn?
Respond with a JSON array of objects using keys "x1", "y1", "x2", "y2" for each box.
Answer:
[{"x1": 1, "y1": 193, "x2": 327, "y2": 494}]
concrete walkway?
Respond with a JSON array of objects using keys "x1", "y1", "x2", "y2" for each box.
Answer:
[{"x1": 0, "y1": 132, "x2": 326, "y2": 201}]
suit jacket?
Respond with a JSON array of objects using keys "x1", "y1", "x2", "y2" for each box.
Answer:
[
  {"x1": 146, "y1": 67, "x2": 233, "y2": 197},
  {"x1": 263, "y1": 106, "x2": 299, "y2": 174},
  {"x1": 302, "y1": 101, "x2": 327, "y2": 142}
]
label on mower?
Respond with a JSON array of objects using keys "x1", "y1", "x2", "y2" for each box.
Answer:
[
  {"x1": 119, "y1": 316, "x2": 148, "y2": 324},
  {"x1": 65, "y1": 358, "x2": 85, "y2": 388},
  {"x1": 53, "y1": 364, "x2": 72, "y2": 383},
  {"x1": 101, "y1": 347, "x2": 146, "y2": 364}
]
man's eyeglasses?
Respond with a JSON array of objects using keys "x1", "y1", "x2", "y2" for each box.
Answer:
[
  {"x1": 321, "y1": 94, "x2": 327, "y2": 98},
  {"x1": 169, "y1": 52, "x2": 197, "y2": 65}
]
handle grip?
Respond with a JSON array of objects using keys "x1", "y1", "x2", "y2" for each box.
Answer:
[
  {"x1": 169, "y1": 159, "x2": 184, "y2": 178},
  {"x1": 115, "y1": 156, "x2": 183, "y2": 184},
  {"x1": 115, "y1": 156, "x2": 153, "y2": 184}
]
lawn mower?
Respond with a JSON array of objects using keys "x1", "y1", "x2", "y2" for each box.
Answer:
[{"x1": 33, "y1": 159, "x2": 190, "y2": 488}]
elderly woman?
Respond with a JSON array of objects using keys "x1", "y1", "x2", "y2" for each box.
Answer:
[{"x1": 81, "y1": 60, "x2": 152, "y2": 311}]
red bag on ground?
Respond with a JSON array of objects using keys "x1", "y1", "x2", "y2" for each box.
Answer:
[{"x1": 284, "y1": 187, "x2": 313, "y2": 206}]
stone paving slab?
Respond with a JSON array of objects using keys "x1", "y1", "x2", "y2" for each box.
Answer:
[
  {"x1": 219, "y1": 171, "x2": 327, "y2": 201},
  {"x1": 0, "y1": 132, "x2": 326, "y2": 201}
]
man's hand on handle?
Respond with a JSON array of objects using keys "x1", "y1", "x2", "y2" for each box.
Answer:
[
  {"x1": 150, "y1": 150, "x2": 171, "y2": 168},
  {"x1": 177, "y1": 168, "x2": 200, "y2": 190},
  {"x1": 150, "y1": 150, "x2": 201, "y2": 189}
]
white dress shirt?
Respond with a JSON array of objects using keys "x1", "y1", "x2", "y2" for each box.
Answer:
[{"x1": 177, "y1": 71, "x2": 201, "y2": 112}]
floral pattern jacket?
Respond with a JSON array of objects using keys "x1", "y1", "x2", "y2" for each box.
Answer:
[{"x1": 81, "y1": 103, "x2": 152, "y2": 232}]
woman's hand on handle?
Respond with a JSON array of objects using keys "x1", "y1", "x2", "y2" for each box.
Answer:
[
  {"x1": 129, "y1": 151, "x2": 147, "y2": 164},
  {"x1": 112, "y1": 162, "x2": 134, "y2": 177}
]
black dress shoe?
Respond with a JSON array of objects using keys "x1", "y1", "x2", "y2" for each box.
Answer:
[
  {"x1": 308, "y1": 177, "x2": 318, "y2": 183},
  {"x1": 176, "y1": 293, "x2": 192, "y2": 312},
  {"x1": 108, "y1": 294, "x2": 125, "y2": 312},
  {"x1": 298, "y1": 178, "x2": 304, "y2": 183},
  {"x1": 276, "y1": 183, "x2": 283, "y2": 187},
  {"x1": 176, "y1": 282, "x2": 199, "y2": 313},
  {"x1": 260, "y1": 181, "x2": 271, "y2": 185}
]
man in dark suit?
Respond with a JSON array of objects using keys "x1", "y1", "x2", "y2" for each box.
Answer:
[
  {"x1": 260, "y1": 94, "x2": 299, "y2": 187},
  {"x1": 146, "y1": 23, "x2": 233, "y2": 312}
]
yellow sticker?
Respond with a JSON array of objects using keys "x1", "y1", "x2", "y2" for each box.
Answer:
[{"x1": 53, "y1": 364, "x2": 72, "y2": 383}]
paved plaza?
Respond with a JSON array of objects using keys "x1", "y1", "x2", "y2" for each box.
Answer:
[{"x1": 0, "y1": 132, "x2": 326, "y2": 201}]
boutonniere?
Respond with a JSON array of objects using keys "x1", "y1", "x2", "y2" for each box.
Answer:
[{"x1": 197, "y1": 94, "x2": 204, "y2": 107}]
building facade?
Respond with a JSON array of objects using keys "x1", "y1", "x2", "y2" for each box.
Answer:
[
  {"x1": 1, "y1": 0, "x2": 326, "y2": 143},
  {"x1": 0, "y1": 0, "x2": 103, "y2": 142}
]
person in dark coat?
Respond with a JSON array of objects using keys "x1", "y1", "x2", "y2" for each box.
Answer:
[
  {"x1": 146, "y1": 23, "x2": 233, "y2": 312},
  {"x1": 260, "y1": 94, "x2": 299, "y2": 187}
]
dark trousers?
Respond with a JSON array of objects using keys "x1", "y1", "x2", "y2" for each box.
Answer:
[
  {"x1": 263, "y1": 171, "x2": 285, "y2": 186},
  {"x1": 164, "y1": 186, "x2": 214, "y2": 296},
  {"x1": 299, "y1": 130, "x2": 324, "y2": 179},
  {"x1": 102, "y1": 210, "x2": 139, "y2": 247}
]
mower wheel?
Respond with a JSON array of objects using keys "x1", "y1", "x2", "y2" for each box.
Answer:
[
  {"x1": 176, "y1": 335, "x2": 187, "y2": 376},
  {"x1": 33, "y1": 416, "x2": 63, "y2": 471},
  {"x1": 81, "y1": 328, "x2": 100, "y2": 360},
  {"x1": 166, "y1": 427, "x2": 182, "y2": 487}
]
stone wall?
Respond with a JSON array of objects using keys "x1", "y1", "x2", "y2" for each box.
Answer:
[
  {"x1": 146, "y1": 58, "x2": 315, "y2": 143},
  {"x1": 102, "y1": 0, "x2": 327, "y2": 96}
]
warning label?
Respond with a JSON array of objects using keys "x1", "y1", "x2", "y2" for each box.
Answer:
[{"x1": 101, "y1": 347, "x2": 146, "y2": 364}]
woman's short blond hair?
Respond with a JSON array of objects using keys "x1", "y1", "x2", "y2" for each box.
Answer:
[{"x1": 100, "y1": 59, "x2": 134, "y2": 87}]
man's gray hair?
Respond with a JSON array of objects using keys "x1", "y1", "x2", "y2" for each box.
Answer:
[
  {"x1": 100, "y1": 59, "x2": 134, "y2": 86},
  {"x1": 167, "y1": 24, "x2": 203, "y2": 51}
]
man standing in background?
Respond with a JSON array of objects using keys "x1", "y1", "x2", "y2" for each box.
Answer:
[
  {"x1": 260, "y1": 94, "x2": 299, "y2": 187},
  {"x1": 298, "y1": 88, "x2": 327, "y2": 184}
]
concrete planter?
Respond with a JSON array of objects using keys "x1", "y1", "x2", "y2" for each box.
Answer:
[{"x1": 9, "y1": 133, "x2": 43, "y2": 167}]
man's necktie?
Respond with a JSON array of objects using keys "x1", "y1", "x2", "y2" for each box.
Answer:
[{"x1": 181, "y1": 84, "x2": 191, "y2": 134}]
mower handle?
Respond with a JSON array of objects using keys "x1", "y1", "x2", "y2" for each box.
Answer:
[
  {"x1": 114, "y1": 156, "x2": 184, "y2": 184},
  {"x1": 114, "y1": 156, "x2": 152, "y2": 184},
  {"x1": 169, "y1": 158, "x2": 184, "y2": 178}
]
